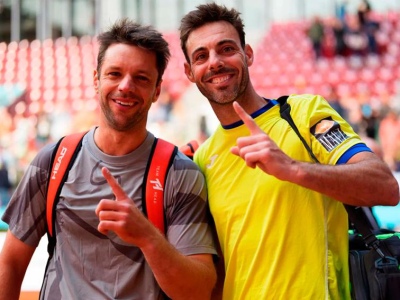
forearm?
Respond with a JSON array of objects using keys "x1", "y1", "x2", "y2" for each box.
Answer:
[
  {"x1": 0, "y1": 231, "x2": 35, "y2": 300},
  {"x1": 0, "y1": 264, "x2": 23, "y2": 300},
  {"x1": 289, "y1": 154, "x2": 399, "y2": 206},
  {"x1": 141, "y1": 230, "x2": 216, "y2": 300},
  {"x1": 211, "y1": 256, "x2": 225, "y2": 300}
]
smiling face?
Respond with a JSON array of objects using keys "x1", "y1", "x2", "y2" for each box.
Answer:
[
  {"x1": 184, "y1": 21, "x2": 253, "y2": 106},
  {"x1": 93, "y1": 43, "x2": 161, "y2": 132}
]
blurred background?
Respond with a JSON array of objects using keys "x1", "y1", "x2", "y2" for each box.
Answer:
[{"x1": 0, "y1": 0, "x2": 400, "y2": 293}]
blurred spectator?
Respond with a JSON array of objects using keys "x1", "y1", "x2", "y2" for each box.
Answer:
[
  {"x1": 335, "y1": 0, "x2": 348, "y2": 23},
  {"x1": 0, "y1": 159, "x2": 12, "y2": 207},
  {"x1": 331, "y1": 17, "x2": 347, "y2": 56},
  {"x1": 358, "y1": 90, "x2": 379, "y2": 139},
  {"x1": 198, "y1": 115, "x2": 210, "y2": 143},
  {"x1": 35, "y1": 111, "x2": 51, "y2": 147},
  {"x1": 357, "y1": 0, "x2": 371, "y2": 26},
  {"x1": 340, "y1": 91, "x2": 362, "y2": 134},
  {"x1": 357, "y1": 0, "x2": 380, "y2": 54},
  {"x1": 307, "y1": 16, "x2": 325, "y2": 59},
  {"x1": 378, "y1": 110, "x2": 400, "y2": 171},
  {"x1": 0, "y1": 108, "x2": 13, "y2": 140},
  {"x1": 326, "y1": 85, "x2": 347, "y2": 120},
  {"x1": 362, "y1": 136, "x2": 384, "y2": 160},
  {"x1": 343, "y1": 15, "x2": 368, "y2": 56},
  {"x1": 149, "y1": 87, "x2": 174, "y2": 123},
  {"x1": 49, "y1": 101, "x2": 73, "y2": 141}
]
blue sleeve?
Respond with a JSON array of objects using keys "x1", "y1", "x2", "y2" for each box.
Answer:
[{"x1": 336, "y1": 143, "x2": 372, "y2": 165}]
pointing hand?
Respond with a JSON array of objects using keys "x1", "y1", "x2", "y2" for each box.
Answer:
[{"x1": 230, "y1": 101, "x2": 296, "y2": 180}]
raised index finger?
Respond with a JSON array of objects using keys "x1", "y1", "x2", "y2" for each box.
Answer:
[
  {"x1": 101, "y1": 167, "x2": 127, "y2": 201},
  {"x1": 233, "y1": 101, "x2": 264, "y2": 135}
]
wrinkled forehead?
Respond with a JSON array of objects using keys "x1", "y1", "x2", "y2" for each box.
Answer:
[
  {"x1": 102, "y1": 44, "x2": 158, "y2": 71},
  {"x1": 186, "y1": 21, "x2": 241, "y2": 53}
]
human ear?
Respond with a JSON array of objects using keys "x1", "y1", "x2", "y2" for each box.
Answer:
[
  {"x1": 244, "y1": 44, "x2": 254, "y2": 66},
  {"x1": 93, "y1": 70, "x2": 99, "y2": 93},
  {"x1": 184, "y1": 62, "x2": 195, "y2": 83}
]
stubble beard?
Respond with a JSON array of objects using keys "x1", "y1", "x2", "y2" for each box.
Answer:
[
  {"x1": 198, "y1": 67, "x2": 250, "y2": 106},
  {"x1": 100, "y1": 95, "x2": 147, "y2": 132}
]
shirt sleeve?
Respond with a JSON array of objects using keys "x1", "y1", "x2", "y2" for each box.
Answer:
[
  {"x1": 1, "y1": 143, "x2": 56, "y2": 247},
  {"x1": 289, "y1": 94, "x2": 367, "y2": 165},
  {"x1": 163, "y1": 151, "x2": 217, "y2": 256}
]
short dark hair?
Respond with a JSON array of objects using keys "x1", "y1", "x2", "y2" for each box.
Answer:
[
  {"x1": 96, "y1": 18, "x2": 170, "y2": 83},
  {"x1": 179, "y1": 2, "x2": 246, "y2": 62}
]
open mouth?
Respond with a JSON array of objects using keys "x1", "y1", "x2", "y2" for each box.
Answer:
[
  {"x1": 115, "y1": 100, "x2": 133, "y2": 106},
  {"x1": 114, "y1": 99, "x2": 135, "y2": 107},
  {"x1": 210, "y1": 75, "x2": 231, "y2": 84}
]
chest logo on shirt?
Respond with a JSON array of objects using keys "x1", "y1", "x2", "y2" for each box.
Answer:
[
  {"x1": 206, "y1": 154, "x2": 218, "y2": 169},
  {"x1": 310, "y1": 117, "x2": 348, "y2": 152}
]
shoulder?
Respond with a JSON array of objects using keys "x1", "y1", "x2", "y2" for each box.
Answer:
[
  {"x1": 31, "y1": 142, "x2": 58, "y2": 170},
  {"x1": 287, "y1": 94, "x2": 341, "y2": 125},
  {"x1": 287, "y1": 94, "x2": 328, "y2": 108},
  {"x1": 172, "y1": 150, "x2": 203, "y2": 173},
  {"x1": 170, "y1": 150, "x2": 206, "y2": 189}
]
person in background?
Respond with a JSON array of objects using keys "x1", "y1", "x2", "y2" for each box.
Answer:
[
  {"x1": 0, "y1": 159, "x2": 12, "y2": 208},
  {"x1": 307, "y1": 16, "x2": 325, "y2": 59},
  {"x1": 362, "y1": 136, "x2": 384, "y2": 160},
  {"x1": 330, "y1": 17, "x2": 347, "y2": 56},
  {"x1": 325, "y1": 85, "x2": 347, "y2": 120},
  {"x1": 343, "y1": 14, "x2": 368, "y2": 56},
  {"x1": 0, "y1": 18, "x2": 217, "y2": 300},
  {"x1": 379, "y1": 110, "x2": 400, "y2": 172},
  {"x1": 179, "y1": 3, "x2": 399, "y2": 299},
  {"x1": 357, "y1": 0, "x2": 371, "y2": 27},
  {"x1": 357, "y1": 0, "x2": 379, "y2": 54},
  {"x1": 335, "y1": 0, "x2": 348, "y2": 24}
]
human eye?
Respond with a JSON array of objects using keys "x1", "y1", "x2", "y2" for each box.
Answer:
[
  {"x1": 136, "y1": 75, "x2": 150, "y2": 82},
  {"x1": 193, "y1": 52, "x2": 207, "y2": 63},
  {"x1": 222, "y1": 45, "x2": 235, "y2": 53},
  {"x1": 107, "y1": 71, "x2": 120, "y2": 77}
]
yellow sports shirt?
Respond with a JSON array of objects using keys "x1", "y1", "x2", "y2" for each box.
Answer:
[{"x1": 195, "y1": 94, "x2": 368, "y2": 300}]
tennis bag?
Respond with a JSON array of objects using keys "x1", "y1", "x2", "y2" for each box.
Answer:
[
  {"x1": 348, "y1": 227, "x2": 400, "y2": 300},
  {"x1": 46, "y1": 132, "x2": 199, "y2": 255},
  {"x1": 44, "y1": 132, "x2": 198, "y2": 300},
  {"x1": 277, "y1": 95, "x2": 400, "y2": 300}
]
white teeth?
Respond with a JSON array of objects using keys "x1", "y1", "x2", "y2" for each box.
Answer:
[
  {"x1": 211, "y1": 75, "x2": 230, "y2": 84},
  {"x1": 116, "y1": 100, "x2": 134, "y2": 106}
]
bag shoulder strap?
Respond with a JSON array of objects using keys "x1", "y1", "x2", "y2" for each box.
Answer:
[
  {"x1": 142, "y1": 138, "x2": 177, "y2": 234},
  {"x1": 276, "y1": 95, "x2": 391, "y2": 257},
  {"x1": 48, "y1": 134, "x2": 177, "y2": 239},
  {"x1": 179, "y1": 140, "x2": 199, "y2": 160},
  {"x1": 47, "y1": 131, "x2": 87, "y2": 238},
  {"x1": 277, "y1": 95, "x2": 320, "y2": 163}
]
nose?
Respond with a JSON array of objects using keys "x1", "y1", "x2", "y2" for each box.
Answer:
[
  {"x1": 118, "y1": 75, "x2": 134, "y2": 92},
  {"x1": 209, "y1": 51, "x2": 224, "y2": 70}
]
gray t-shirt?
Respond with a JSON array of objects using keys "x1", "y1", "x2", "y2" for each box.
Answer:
[{"x1": 2, "y1": 128, "x2": 217, "y2": 299}]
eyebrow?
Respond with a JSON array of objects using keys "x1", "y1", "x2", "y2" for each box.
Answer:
[
  {"x1": 103, "y1": 64, "x2": 154, "y2": 76},
  {"x1": 191, "y1": 38, "x2": 238, "y2": 59}
]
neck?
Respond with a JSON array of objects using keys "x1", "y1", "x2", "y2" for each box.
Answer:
[
  {"x1": 94, "y1": 126, "x2": 148, "y2": 156},
  {"x1": 212, "y1": 91, "x2": 267, "y2": 126}
]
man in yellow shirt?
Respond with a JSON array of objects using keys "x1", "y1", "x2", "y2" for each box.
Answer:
[{"x1": 179, "y1": 3, "x2": 399, "y2": 299}]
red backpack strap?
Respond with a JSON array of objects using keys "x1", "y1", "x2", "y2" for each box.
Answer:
[
  {"x1": 143, "y1": 138, "x2": 177, "y2": 234},
  {"x1": 178, "y1": 140, "x2": 199, "y2": 160},
  {"x1": 46, "y1": 131, "x2": 87, "y2": 238}
]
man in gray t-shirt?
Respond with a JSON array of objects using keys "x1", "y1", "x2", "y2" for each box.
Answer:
[{"x1": 0, "y1": 19, "x2": 217, "y2": 300}]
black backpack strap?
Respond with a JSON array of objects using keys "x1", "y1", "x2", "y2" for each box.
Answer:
[
  {"x1": 277, "y1": 95, "x2": 320, "y2": 163},
  {"x1": 277, "y1": 96, "x2": 393, "y2": 259}
]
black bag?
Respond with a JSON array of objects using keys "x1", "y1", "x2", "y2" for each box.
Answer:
[
  {"x1": 348, "y1": 206, "x2": 400, "y2": 300},
  {"x1": 277, "y1": 95, "x2": 400, "y2": 300},
  {"x1": 349, "y1": 233, "x2": 400, "y2": 300}
]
